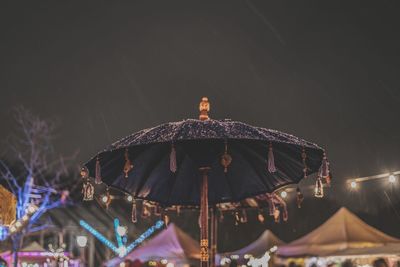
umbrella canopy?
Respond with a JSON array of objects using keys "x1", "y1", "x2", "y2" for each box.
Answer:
[
  {"x1": 106, "y1": 223, "x2": 200, "y2": 267},
  {"x1": 82, "y1": 97, "x2": 329, "y2": 267},
  {"x1": 217, "y1": 230, "x2": 285, "y2": 264},
  {"x1": 277, "y1": 207, "x2": 400, "y2": 257},
  {"x1": 84, "y1": 119, "x2": 326, "y2": 206}
]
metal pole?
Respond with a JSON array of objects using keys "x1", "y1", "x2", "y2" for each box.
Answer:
[
  {"x1": 199, "y1": 167, "x2": 210, "y2": 267},
  {"x1": 210, "y1": 207, "x2": 218, "y2": 267}
]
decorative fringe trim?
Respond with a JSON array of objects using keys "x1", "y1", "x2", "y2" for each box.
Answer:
[
  {"x1": 95, "y1": 157, "x2": 102, "y2": 184},
  {"x1": 268, "y1": 143, "x2": 277, "y2": 173},
  {"x1": 296, "y1": 187, "x2": 304, "y2": 208},
  {"x1": 314, "y1": 177, "x2": 324, "y2": 198},
  {"x1": 170, "y1": 144, "x2": 177, "y2": 173},
  {"x1": 123, "y1": 149, "x2": 134, "y2": 178},
  {"x1": 131, "y1": 200, "x2": 137, "y2": 223}
]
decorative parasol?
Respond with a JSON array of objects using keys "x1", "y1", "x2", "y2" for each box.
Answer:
[{"x1": 81, "y1": 97, "x2": 330, "y2": 267}]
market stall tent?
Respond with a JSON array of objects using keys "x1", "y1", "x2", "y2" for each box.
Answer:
[
  {"x1": 217, "y1": 230, "x2": 285, "y2": 264},
  {"x1": 106, "y1": 223, "x2": 200, "y2": 267},
  {"x1": 277, "y1": 207, "x2": 400, "y2": 257}
]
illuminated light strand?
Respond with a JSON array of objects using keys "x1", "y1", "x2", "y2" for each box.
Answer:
[
  {"x1": 79, "y1": 220, "x2": 119, "y2": 253},
  {"x1": 349, "y1": 170, "x2": 400, "y2": 183},
  {"x1": 125, "y1": 220, "x2": 164, "y2": 254},
  {"x1": 79, "y1": 219, "x2": 164, "y2": 258},
  {"x1": 114, "y1": 218, "x2": 124, "y2": 248}
]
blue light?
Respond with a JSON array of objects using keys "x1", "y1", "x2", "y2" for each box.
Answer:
[
  {"x1": 79, "y1": 219, "x2": 164, "y2": 258},
  {"x1": 125, "y1": 220, "x2": 164, "y2": 255},
  {"x1": 0, "y1": 226, "x2": 8, "y2": 241},
  {"x1": 114, "y1": 218, "x2": 123, "y2": 248},
  {"x1": 79, "y1": 220, "x2": 119, "y2": 253}
]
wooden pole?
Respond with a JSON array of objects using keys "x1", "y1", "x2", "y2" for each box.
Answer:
[
  {"x1": 199, "y1": 167, "x2": 210, "y2": 267},
  {"x1": 210, "y1": 207, "x2": 218, "y2": 267}
]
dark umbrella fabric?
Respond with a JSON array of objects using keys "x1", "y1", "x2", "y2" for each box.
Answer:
[{"x1": 85, "y1": 119, "x2": 325, "y2": 206}]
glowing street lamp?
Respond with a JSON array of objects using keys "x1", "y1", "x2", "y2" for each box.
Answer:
[{"x1": 350, "y1": 181, "x2": 357, "y2": 189}]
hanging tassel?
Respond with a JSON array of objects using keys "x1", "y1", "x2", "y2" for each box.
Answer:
[
  {"x1": 282, "y1": 206, "x2": 288, "y2": 222},
  {"x1": 170, "y1": 143, "x2": 177, "y2": 173},
  {"x1": 240, "y1": 209, "x2": 248, "y2": 223},
  {"x1": 325, "y1": 174, "x2": 331, "y2": 187},
  {"x1": 273, "y1": 209, "x2": 280, "y2": 223},
  {"x1": 267, "y1": 195, "x2": 275, "y2": 216},
  {"x1": 95, "y1": 157, "x2": 102, "y2": 184},
  {"x1": 104, "y1": 189, "x2": 111, "y2": 209},
  {"x1": 219, "y1": 211, "x2": 224, "y2": 223},
  {"x1": 321, "y1": 153, "x2": 330, "y2": 177},
  {"x1": 164, "y1": 214, "x2": 170, "y2": 226},
  {"x1": 131, "y1": 200, "x2": 137, "y2": 223},
  {"x1": 80, "y1": 166, "x2": 89, "y2": 179},
  {"x1": 142, "y1": 203, "x2": 150, "y2": 218},
  {"x1": 82, "y1": 181, "x2": 94, "y2": 201},
  {"x1": 296, "y1": 187, "x2": 304, "y2": 208},
  {"x1": 123, "y1": 149, "x2": 134, "y2": 178},
  {"x1": 314, "y1": 177, "x2": 324, "y2": 198},
  {"x1": 154, "y1": 205, "x2": 161, "y2": 216},
  {"x1": 257, "y1": 211, "x2": 265, "y2": 223},
  {"x1": 268, "y1": 143, "x2": 277, "y2": 173},
  {"x1": 302, "y1": 148, "x2": 308, "y2": 178},
  {"x1": 234, "y1": 211, "x2": 240, "y2": 226},
  {"x1": 220, "y1": 140, "x2": 232, "y2": 173}
]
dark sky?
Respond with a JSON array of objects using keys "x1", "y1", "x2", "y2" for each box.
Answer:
[{"x1": 1, "y1": 1, "x2": 400, "y2": 215}]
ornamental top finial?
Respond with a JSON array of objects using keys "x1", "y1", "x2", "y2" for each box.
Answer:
[{"x1": 199, "y1": 97, "x2": 210, "y2": 121}]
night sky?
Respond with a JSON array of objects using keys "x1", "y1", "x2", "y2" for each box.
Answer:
[{"x1": 1, "y1": 1, "x2": 400, "y2": 240}]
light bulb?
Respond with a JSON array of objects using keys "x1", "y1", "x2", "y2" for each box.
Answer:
[
  {"x1": 117, "y1": 226, "x2": 127, "y2": 236},
  {"x1": 280, "y1": 191, "x2": 287, "y2": 198},
  {"x1": 101, "y1": 195, "x2": 109, "y2": 203},
  {"x1": 76, "y1": 235, "x2": 88, "y2": 247},
  {"x1": 389, "y1": 174, "x2": 396, "y2": 183},
  {"x1": 350, "y1": 181, "x2": 357, "y2": 189}
]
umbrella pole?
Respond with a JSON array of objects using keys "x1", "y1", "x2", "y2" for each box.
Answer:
[
  {"x1": 199, "y1": 167, "x2": 210, "y2": 267},
  {"x1": 210, "y1": 206, "x2": 218, "y2": 267}
]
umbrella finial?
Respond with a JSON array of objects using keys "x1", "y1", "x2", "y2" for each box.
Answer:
[{"x1": 199, "y1": 97, "x2": 210, "y2": 121}]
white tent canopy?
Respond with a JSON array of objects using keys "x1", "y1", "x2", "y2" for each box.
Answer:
[
  {"x1": 217, "y1": 230, "x2": 285, "y2": 264},
  {"x1": 278, "y1": 207, "x2": 400, "y2": 257},
  {"x1": 21, "y1": 241, "x2": 46, "y2": 252},
  {"x1": 106, "y1": 223, "x2": 200, "y2": 267}
]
